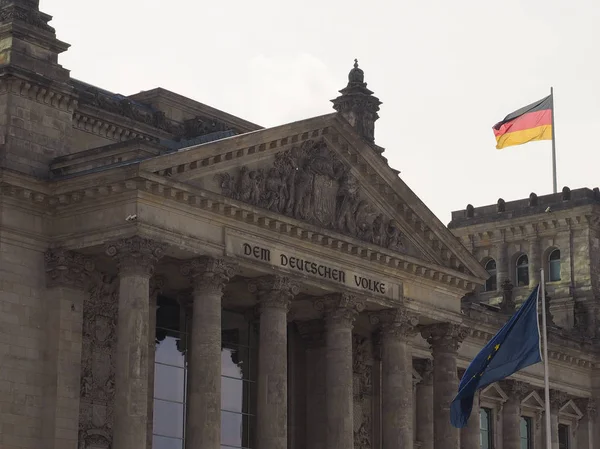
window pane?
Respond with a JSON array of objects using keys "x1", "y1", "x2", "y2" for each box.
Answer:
[
  {"x1": 558, "y1": 424, "x2": 569, "y2": 449},
  {"x1": 222, "y1": 411, "x2": 244, "y2": 448},
  {"x1": 156, "y1": 335, "x2": 186, "y2": 368},
  {"x1": 550, "y1": 260, "x2": 561, "y2": 281},
  {"x1": 153, "y1": 435, "x2": 183, "y2": 449},
  {"x1": 517, "y1": 266, "x2": 529, "y2": 286},
  {"x1": 154, "y1": 399, "x2": 185, "y2": 439},
  {"x1": 222, "y1": 377, "x2": 246, "y2": 413},
  {"x1": 154, "y1": 364, "x2": 186, "y2": 403}
]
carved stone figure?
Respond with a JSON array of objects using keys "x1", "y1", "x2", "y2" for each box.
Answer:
[{"x1": 216, "y1": 139, "x2": 406, "y2": 253}]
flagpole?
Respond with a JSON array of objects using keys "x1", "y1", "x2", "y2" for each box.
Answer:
[
  {"x1": 551, "y1": 87, "x2": 557, "y2": 194},
  {"x1": 540, "y1": 270, "x2": 552, "y2": 449}
]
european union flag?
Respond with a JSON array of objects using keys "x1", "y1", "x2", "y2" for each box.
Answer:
[{"x1": 451, "y1": 285, "x2": 542, "y2": 428}]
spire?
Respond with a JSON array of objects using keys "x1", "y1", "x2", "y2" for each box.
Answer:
[
  {"x1": 331, "y1": 59, "x2": 382, "y2": 143},
  {"x1": 0, "y1": 0, "x2": 70, "y2": 81}
]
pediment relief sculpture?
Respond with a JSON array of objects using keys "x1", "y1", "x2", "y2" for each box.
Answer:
[{"x1": 216, "y1": 139, "x2": 406, "y2": 253}]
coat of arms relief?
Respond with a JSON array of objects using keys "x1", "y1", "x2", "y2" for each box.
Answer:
[{"x1": 216, "y1": 139, "x2": 409, "y2": 253}]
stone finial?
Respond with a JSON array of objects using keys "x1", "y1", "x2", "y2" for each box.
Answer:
[
  {"x1": 315, "y1": 292, "x2": 365, "y2": 328},
  {"x1": 105, "y1": 236, "x2": 166, "y2": 277},
  {"x1": 180, "y1": 256, "x2": 236, "y2": 295},
  {"x1": 248, "y1": 275, "x2": 299, "y2": 311},
  {"x1": 370, "y1": 308, "x2": 419, "y2": 340},
  {"x1": 421, "y1": 323, "x2": 469, "y2": 354},
  {"x1": 529, "y1": 192, "x2": 538, "y2": 206},
  {"x1": 44, "y1": 248, "x2": 95, "y2": 290},
  {"x1": 562, "y1": 186, "x2": 571, "y2": 201},
  {"x1": 331, "y1": 60, "x2": 382, "y2": 143},
  {"x1": 497, "y1": 198, "x2": 506, "y2": 213},
  {"x1": 465, "y1": 204, "x2": 474, "y2": 218}
]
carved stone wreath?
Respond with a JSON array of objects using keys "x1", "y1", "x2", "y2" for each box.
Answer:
[{"x1": 216, "y1": 139, "x2": 405, "y2": 252}]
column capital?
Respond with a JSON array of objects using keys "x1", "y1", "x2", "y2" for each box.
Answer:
[
  {"x1": 421, "y1": 323, "x2": 469, "y2": 354},
  {"x1": 105, "y1": 236, "x2": 166, "y2": 277},
  {"x1": 44, "y1": 248, "x2": 95, "y2": 290},
  {"x1": 370, "y1": 307, "x2": 419, "y2": 340},
  {"x1": 499, "y1": 380, "x2": 530, "y2": 402},
  {"x1": 414, "y1": 358, "x2": 433, "y2": 386},
  {"x1": 249, "y1": 275, "x2": 299, "y2": 311},
  {"x1": 181, "y1": 256, "x2": 236, "y2": 295},
  {"x1": 574, "y1": 397, "x2": 597, "y2": 419},
  {"x1": 549, "y1": 389, "x2": 569, "y2": 411},
  {"x1": 315, "y1": 293, "x2": 365, "y2": 328}
]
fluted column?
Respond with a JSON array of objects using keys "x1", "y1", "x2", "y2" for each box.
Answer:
[
  {"x1": 43, "y1": 249, "x2": 95, "y2": 449},
  {"x1": 181, "y1": 257, "x2": 235, "y2": 449},
  {"x1": 415, "y1": 359, "x2": 434, "y2": 449},
  {"x1": 318, "y1": 293, "x2": 365, "y2": 449},
  {"x1": 529, "y1": 235, "x2": 541, "y2": 287},
  {"x1": 371, "y1": 308, "x2": 419, "y2": 449},
  {"x1": 500, "y1": 380, "x2": 529, "y2": 449},
  {"x1": 421, "y1": 323, "x2": 468, "y2": 449},
  {"x1": 460, "y1": 388, "x2": 480, "y2": 449},
  {"x1": 147, "y1": 276, "x2": 165, "y2": 449},
  {"x1": 249, "y1": 275, "x2": 299, "y2": 449},
  {"x1": 106, "y1": 236, "x2": 166, "y2": 449}
]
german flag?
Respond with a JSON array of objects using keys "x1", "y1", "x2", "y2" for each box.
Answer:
[{"x1": 492, "y1": 95, "x2": 553, "y2": 150}]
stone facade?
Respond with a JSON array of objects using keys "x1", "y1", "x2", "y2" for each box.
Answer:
[{"x1": 0, "y1": 3, "x2": 598, "y2": 449}]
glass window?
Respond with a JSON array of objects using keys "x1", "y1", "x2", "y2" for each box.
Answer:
[
  {"x1": 221, "y1": 311, "x2": 257, "y2": 449},
  {"x1": 480, "y1": 408, "x2": 493, "y2": 449},
  {"x1": 484, "y1": 259, "x2": 497, "y2": 292},
  {"x1": 520, "y1": 416, "x2": 532, "y2": 449},
  {"x1": 153, "y1": 296, "x2": 188, "y2": 449},
  {"x1": 516, "y1": 254, "x2": 529, "y2": 287},
  {"x1": 558, "y1": 424, "x2": 569, "y2": 449},
  {"x1": 549, "y1": 249, "x2": 561, "y2": 282}
]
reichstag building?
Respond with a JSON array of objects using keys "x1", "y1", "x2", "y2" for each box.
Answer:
[{"x1": 0, "y1": 2, "x2": 596, "y2": 449}]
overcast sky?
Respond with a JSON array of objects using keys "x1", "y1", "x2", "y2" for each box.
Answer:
[{"x1": 41, "y1": 0, "x2": 600, "y2": 223}]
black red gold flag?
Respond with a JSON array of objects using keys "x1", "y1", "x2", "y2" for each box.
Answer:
[{"x1": 492, "y1": 95, "x2": 553, "y2": 150}]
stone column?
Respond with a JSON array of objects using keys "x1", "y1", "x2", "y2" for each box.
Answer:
[
  {"x1": 249, "y1": 275, "x2": 299, "y2": 449},
  {"x1": 318, "y1": 293, "x2": 365, "y2": 449},
  {"x1": 297, "y1": 320, "x2": 327, "y2": 449},
  {"x1": 496, "y1": 241, "x2": 509, "y2": 291},
  {"x1": 460, "y1": 389, "x2": 480, "y2": 449},
  {"x1": 147, "y1": 276, "x2": 165, "y2": 449},
  {"x1": 106, "y1": 236, "x2": 166, "y2": 449},
  {"x1": 421, "y1": 323, "x2": 468, "y2": 449},
  {"x1": 500, "y1": 380, "x2": 529, "y2": 449},
  {"x1": 371, "y1": 308, "x2": 419, "y2": 449},
  {"x1": 181, "y1": 257, "x2": 235, "y2": 449},
  {"x1": 529, "y1": 236, "x2": 541, "y2": 287},
  {"x1": 42, "y1": 249, "x2": 95, "y2": 449},
  {"x1": 415, "y1": 359, "x2": 434, "y2": 449}
]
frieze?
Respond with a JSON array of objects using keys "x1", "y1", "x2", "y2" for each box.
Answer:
[{"x1": 216, "y1": 139, "x2": 406, "y2": 253}]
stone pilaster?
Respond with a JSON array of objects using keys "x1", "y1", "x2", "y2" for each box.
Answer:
[
  {"x1": 249, "y1": 275, "x2": 299, "y2": 449},
  {"x1": 105, "y1": 236, "x2": 166, "y2": 449},
  {"x1": 529, "y1": 236, "x2": 541, "y2": 287},
  {"x1": 297, "y1": 320, "x2": 327, "y2": 449},
  {"x1": 147, "y1": 276, "x2": 165, "y2": 449},
  {"x1": 181, "y1": 257, "x2": 235, "y2": 449},
  {"x1": 500, "y1": 380, "x2": 530, "y2": 449},
  {"x1": 415, "y1": 359, "x2": 434, "y2": 449},
  {"x1": 43, "y1": 249, "x2": 95, "y2": 449},
  {"x1": 317, "y1": 293, "x2": 365, "y2": 449},
  {"x1": 421, "y1": 323, "x2": 468, "y2": 449},
  {"x1": 371, "y1": 308, "x2": 419, "y2": 449}
]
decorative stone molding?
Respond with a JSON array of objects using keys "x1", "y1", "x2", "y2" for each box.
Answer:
[
  {"x1": 370, "y1": 307, "x2": 419, "y2": 340},
  {"x1": 315, "y1": 293, "x2": 365, "y2": 328},
  {"x1": 180, "y1": 256, "x2": 236, "y2": 295},
  {"x1": 499, "y1": 380, "x2": 530, "y2": 403},
  {"x1": 414, "y1": 359, "x2": 433, "y2": 385},
  {"x1": 44, "y1": 248, "x2": 95, "y2": 290},
  {"x1": 421, "y1": 323, "x2": 469, "y2": 354},
  {"x1": 549, "y1": 389, "x2": 570, "y2": 411},
  {"x1": 248, "y1": 275, "x2": 299, "y2": 311},
  {"x1": 105, "y1": 236, "x2": 166, "y2": 277},
  {"x1": 574, "y1": 398, "x2": 596, "y2": 419}
]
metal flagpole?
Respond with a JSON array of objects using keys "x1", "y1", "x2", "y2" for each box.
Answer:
[
  {"x1": 540, "y1": 270, "x2": 552, "y2": 449},
  {"x1": 551, "y1": 87, "x2": 557, "y2": 194}
]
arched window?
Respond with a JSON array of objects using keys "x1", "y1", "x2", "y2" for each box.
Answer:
[
  {"x1": 516, "y1": 254, "x2": 529, "y2": 287},
  {"x1": 549, "y1": 249, "x2": 561, "y2": 282},
  {"x1": 484, "y1": 259, "x2": 497, "y2": 292}
]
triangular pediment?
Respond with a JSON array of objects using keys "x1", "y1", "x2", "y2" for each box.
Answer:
[
  {"x1": 140, "y1": 113, "x2": 488, "y2": 287},
  {"x1": 560, "y1": 400, "x2": 583, "y2": 420},
  {"x1": 522, "y1": 391, "x2": 545, "y2": 410},
  {"x1": 481, "y1": 383, "x2": 508, "y2": 403}
]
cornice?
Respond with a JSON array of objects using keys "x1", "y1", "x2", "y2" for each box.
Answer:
[
  {"x1": 72, "y1": 108, "x2": 162, "y2": 144},
  {"x1": 0, "y1": 75, "x2": 77, "y2": 111}
]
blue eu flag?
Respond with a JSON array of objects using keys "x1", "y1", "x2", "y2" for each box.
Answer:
[{"x1": 450, "y1": 285, "x2": 542, "y2": 428}]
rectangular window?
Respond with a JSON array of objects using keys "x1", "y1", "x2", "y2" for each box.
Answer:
[
  {"x1": 480, "y1": 408, "x2": 493, "y2": 449},
  {"x1": 558, "y1": 424, "x2": 570, "y2": 449},
  {"x1": 520, "y1": 416, "x2": 532, "y2": 449}
]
